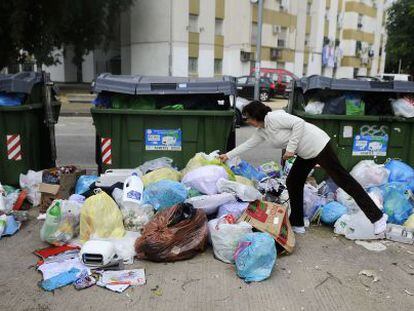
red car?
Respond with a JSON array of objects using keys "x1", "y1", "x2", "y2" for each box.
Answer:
[{"x1": 250, "y1": 68, "x2": 298, "y2": 98}]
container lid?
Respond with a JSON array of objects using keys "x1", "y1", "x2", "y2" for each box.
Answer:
[
  {"x1": 295, "y1": 75, "x2": 414, "y2": 93},
  {"x1": 92, "y1": 73, "x2": 236, "y2": 96},
  {"x1": 0, "y1": 72, "x2": 43, "y2": 94}
]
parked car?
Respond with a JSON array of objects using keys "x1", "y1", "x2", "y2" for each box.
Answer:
[
  {"x1": 236, "y1": 76, "x2": 275, "y2": 102},
  {"x1": 378, "y1": 73, "x2": 412, "y2": 81},
  {"x1": 235, "y1": 96, "x2": 250, "y2": 126},
  {"x1": 250, "y1": 68, "x2": 298, "y2": 98}
]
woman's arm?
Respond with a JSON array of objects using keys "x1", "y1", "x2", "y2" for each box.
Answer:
[{"x1": 225, "y1": 130, "x2": 265, "y2": 158}]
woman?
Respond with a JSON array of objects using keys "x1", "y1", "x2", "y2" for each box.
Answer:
[{"x1": 219, "y1": 101, "x2": 388, "y2": 235}]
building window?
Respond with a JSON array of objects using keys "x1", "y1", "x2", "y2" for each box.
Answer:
[
  {"x1": 215, "y1": 19, "x2": 223, "y2": 36},
  {"x1": 277, "y1": 39, "x2": 285, "y2": 47},
  {"x1": 189, "y1": 14, "x2": 198, "y2": 32},
  {"x1": 251, "y1": 23, "x2": 258, "y2": 45},
  {"x1": 305, "y1": 34, "x2": 310, "y2": 47},
  {"x1": 188, "y1": 57, "x2": 198, "y2": 74},
  {"x1": 355, "y1": 41, "x2": 362, "y2": 55},
  {"x1": 357, "y1": 14, "x2": 363, "y2": 30},
  {"x1": 306, "y1": 2, "x2": 312, "y2": 15},
  {"x1": 214, "y1": 59, "x2": 222, "y2": 75}
]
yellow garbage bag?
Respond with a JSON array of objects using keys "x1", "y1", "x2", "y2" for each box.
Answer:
[
  {"x1": 141, "y1": 167, "x2": 181, "y2": 187},
  {"x1": 80, "y1": 190, "x2": 125, "y2": 242},
  {"x1": 235, "y1": 175, "x2": 254, "y2": 187},
  {"x1": 404, "y1": 214, "x2": 414, "y2": 229},
  {"x1": 181, "y1": 153, "x2": 235, "y2": 180}
]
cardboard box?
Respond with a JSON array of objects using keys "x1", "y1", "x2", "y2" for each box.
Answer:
[
  {"x1": 39, "y1": 169, "x2": 85, "y2": 213},
  {"x1": 238, "y1": 200, "x2": 295, "y2": 253}
]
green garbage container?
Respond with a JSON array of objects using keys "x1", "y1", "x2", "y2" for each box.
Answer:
[
  {"x1": 91, "y1": 74, "x2": 236, "y2": 173},
  {"x1": 0, "y1": 72, "x2": 61, "y2": 185},
  {"x1": 288, "y1": 76, "x2": 414, "y2": 178}
]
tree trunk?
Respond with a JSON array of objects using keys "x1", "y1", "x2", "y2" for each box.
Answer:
[{"x1": 76, "y1": 61, "x2": 83, "y2": 83}]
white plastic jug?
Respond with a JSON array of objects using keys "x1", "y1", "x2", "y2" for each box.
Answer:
[{"x1": 122, "y1": 173, "x2": 144, "y2": 208}]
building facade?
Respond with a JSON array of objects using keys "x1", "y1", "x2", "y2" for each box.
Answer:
[{"x1": 43, "y1": 0, "x2": 391, "y2": 82}]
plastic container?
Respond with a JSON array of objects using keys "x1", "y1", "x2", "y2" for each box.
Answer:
[{"x1": 122, "y1": 173, "x2": 144, "y2": 207}]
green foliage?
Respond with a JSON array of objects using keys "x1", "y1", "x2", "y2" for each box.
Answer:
[{"x1": 386, "y1": 0, "x2": 414, "y2": 75}]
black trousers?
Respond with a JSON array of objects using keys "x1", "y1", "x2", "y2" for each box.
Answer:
[{"x1": 286, "y1": 142, "x2": 383, "y2": 227}]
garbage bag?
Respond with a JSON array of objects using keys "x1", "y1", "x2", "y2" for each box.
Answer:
[
  {"x1": 336, "y1": 188, "x2": 359, "y2": 214},
  {"x1": 135, "y1": 203, "x2": 208, "y2": 262},
  {"x1": 383, "y1": 186, "x2": 413, "y2": 225},
  {"x1": 323, "y1": 96, "x2": 346, "y2": 115},
  {"x1": 208, "y1": 216, "x2": 252, "y2": 263},
  {"x1": 235, "y1": 175, "x2": 255, "y2": 187},
  {"x1": 404, "y1": 214, "x2": 414, "y2": 229},
  {"x1": 141, "y1": 167, "x2": 181, "y2": 187},
  {"x1": 75, "y1": 175, "x2": 98, "y2": 195},
  {"x1": 182, "y1": 165, "x2": 229, "y2": 195},
  {"x1": 304, "y1": 184, "x2": 326, "y2": 218},
  {"x1": 181, "y1": 152, "x2": 235, "y2": 179},
  {"x1": 0, "y1": 92, "x2": 25, "y2": 106},
  {"x1": 216, "y1": 178, "x2": 262, "y2": 202},
  {"x1": 139, "y1": 157, "x2": 174, "y2": 175},
  {"x1": 345, "y1": 95, "x2": 365, "y2": 116},
  {"x1": 304, "y1": 101, "x2": 325, "y2": 115},
  {"x1": 321, "y1": 201, "x2": 347, "y2": 224},
  {"x1": 228, "y1": 158, "x2": 267, "y2": 182},
  {"x1": 334, "y1": 211, "x2": 379, "y2": 240},
  {"x1": 80, "y1": 190, "x2": 125, "y2": 241},
  {"x1": 385, "y1": 159, "x2": 414, "y2": 191},
  {"x1": 217, "y1": 202, "x2": 249, "y2": 219},
  {"x1": 350, "y1": 160, "x2": 389, "y2": 188},
  {"x1": 19, "y1": 169, "x2": 43, "y2": 206},
  {"x1": 41, "y1": 200, "x2": 83, "y2": 245},
  {"x1": 258, "y1": 161, "x2": 280, "y2": 179},
  {"x1": 391, "y1": 97, "x2": 414, "y2": 118},
  {"x1": 143, "y1": 180, "x2": 187, "y2": 211},
  {"x1": 234, "y1": 232, "x2": 276, "y2": 282},
  {"x1": 185, "y1": 193, "x2": 236, "y2": 215}
]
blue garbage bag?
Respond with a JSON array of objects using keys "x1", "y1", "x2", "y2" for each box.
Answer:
[
  {"x1": 92, "y1": 93, "x2": 111, "y2": 108},
  {"x1": 75, "y1": 175, "x2": 98, "y2": 195},
  {"x1": 143, "y1": 180, "x2": 188, "y2": 211},
  {"x1": 0, "y1": 216, "x2": 21, "y2": 239},
  {"x1": 41, "y1": 268, "x2": 81, "y2": 292},
  {"x1": 231, "y1": 160, "x2": 267, "y2": 182},
  {"x1": 383, "y1": 186, "x2": 413, "y2": 225},
  {"x1": 321, "y1": 201, "x2": 347, "y2": 224},
  {"x1": 234, "y1": 232, "x2": 276, "y2": 282},
  {"x1": 0, "y1": 92, "x2": 26, "y2": 106},
  {"x1": 385, "y1": 160, "x2": 414, "y2": 191}
]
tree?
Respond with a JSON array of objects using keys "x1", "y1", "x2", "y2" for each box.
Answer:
[
  {"x1": 0, "y1": 0, "x2": 134, "y2": 80},
  {"x1": 386, "y1": 0, "x2": 414, "y2": 75}
]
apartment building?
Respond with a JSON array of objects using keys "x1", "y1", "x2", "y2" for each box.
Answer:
[{"x1": 42, "y1": 0, "x2": 391, "y2": 82}]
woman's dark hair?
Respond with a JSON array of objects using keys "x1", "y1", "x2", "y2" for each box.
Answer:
[{"x1": 242, "y1": 100, "x2": 272, "y2": 122}]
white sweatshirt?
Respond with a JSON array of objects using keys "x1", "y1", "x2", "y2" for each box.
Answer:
[{"x1": 226, "y1": 110, "x2": 331, "y2": 159}]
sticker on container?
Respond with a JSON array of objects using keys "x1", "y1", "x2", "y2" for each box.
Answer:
[
  {"x1": 343, "y1": 126, "x2": 353, "y2": 138},
  {"x1": 352, "y1": 135, "x2": 388, "y2": 156},
  {"x1": 145, "y1": 129, "x2": 182, "y2": 151}
]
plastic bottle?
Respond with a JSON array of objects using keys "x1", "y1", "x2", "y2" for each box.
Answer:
[
  {"x1": 40, "y1": 200, "x2": 62, "y2": 242},
  {"x1": 122, "y1": 173, "x2": 144, "y2": 208},
  {"x1": 0, "y1": 215, "x2": 7, "y2": 236}
]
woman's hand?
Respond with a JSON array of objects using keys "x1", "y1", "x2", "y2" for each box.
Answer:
[
  {"x1": 282, "y1": 151, "x2": 295, "y2": 160},
  {"x1": 218, "y1": 154, "x2": 229, "y2": 163}
]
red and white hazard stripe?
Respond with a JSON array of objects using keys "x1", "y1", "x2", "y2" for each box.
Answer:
[
  {"x1": 101, "y1": 137, "x2": 112, "y2": 165},
  {"x1": 6, "y1": 134, "x2": 22, "y2": 161}
]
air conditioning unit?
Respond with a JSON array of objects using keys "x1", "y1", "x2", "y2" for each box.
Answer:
[
  {"x1": 273, "y1": 25, "x2": 282, "y2": 34},
  {"x1": 240, "y1": 51, "x2": 251, "y2": 62},
  {"x1": 270, "y1": 48, "x2": 281, "y2": 61}
]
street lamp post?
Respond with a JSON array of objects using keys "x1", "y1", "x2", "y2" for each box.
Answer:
[{"x1": 253, "y1": 0, "x2": 264, "y2": 101}]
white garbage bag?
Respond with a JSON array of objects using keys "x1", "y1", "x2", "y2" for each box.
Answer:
[
  {"x1": 334, "y1": 211, "x2": 382, "y2": 240},
  {"x1": 19, "y1": 170, "x2": 43, "y2": 206},
  {"x1": 185, "y1": 193, "x2": 236, "y2": 215},
  {"x1": 350, "y1": 160, "x2": 389, "y2": 188},
  {"x1": 208, "y1": 217, "x2": 252, "y2": 263},
  {"x1": 216, "y1": 178, "x2": 262, "y2": 202},
  {"x1": 182, "y1": 165, "x2": 229, "y2": 195},
  {"x1": 305, "y1": 101, "x2": 325, "y2": 115},
  {"x1": 391, "y1": 98, "x2": 414, "y2": 118}
]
